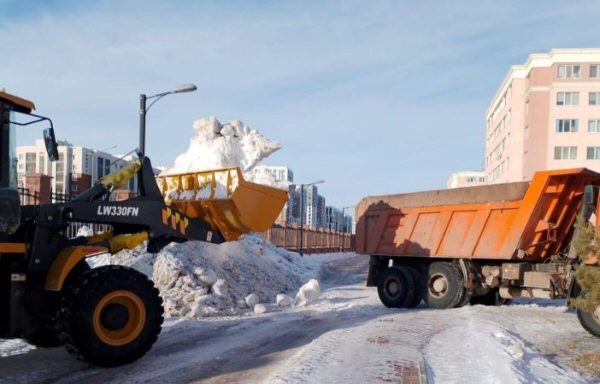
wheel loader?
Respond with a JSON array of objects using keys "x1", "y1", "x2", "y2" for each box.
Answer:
[{"x1": 0, "y1": 91, "x2": 288, "y2": 366}]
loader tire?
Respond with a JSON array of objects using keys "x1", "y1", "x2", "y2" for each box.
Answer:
[
  {"x1": 377, "y1": 267, "x2": 415, "y2": 308},
  {"x1": 56, "y1": 265, "x2": 163, "y2": 367},
  {"x1": 421, "y1": 262, "x2": 465, "y2": 309},
  {"x1": 404, "y1": 267, "x2": 423, "y2": 308}
]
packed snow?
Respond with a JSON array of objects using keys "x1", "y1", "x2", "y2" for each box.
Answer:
[
  {"x1": 162, "y1": 116, "x2": 281, "y2": 177},
  {"x1": 88, "y1": 235, "x2": 320, "y2": 318}
]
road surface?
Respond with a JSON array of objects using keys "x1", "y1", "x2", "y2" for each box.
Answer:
[{"x1": 1, "y1": 254, "x2": 599, "y2": 383}]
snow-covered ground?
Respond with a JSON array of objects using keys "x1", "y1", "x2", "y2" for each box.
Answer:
[{"x1": 1, "y1": 253, "x2": 600, "y2": 383}]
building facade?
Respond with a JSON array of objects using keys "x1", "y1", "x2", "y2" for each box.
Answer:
[
  {"x1": 446, "y1": 171, "x2": 486, "y2": 189},
  {"x1": 484, "y1": 48, "x2": 600, "y2": 183},
  {"x1": 17, "y1": 139, "x2": 154, "y2": 199}
]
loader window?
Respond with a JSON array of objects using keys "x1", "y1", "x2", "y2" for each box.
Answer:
[{"x1": 8, "y1": 112, "x2": 18, "y2": 188}]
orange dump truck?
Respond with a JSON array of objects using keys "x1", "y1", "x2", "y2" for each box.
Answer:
[{"x1": 356, "y1": 168, "x2": 600, "y2": 337}]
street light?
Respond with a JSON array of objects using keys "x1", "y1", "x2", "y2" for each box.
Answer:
[
  {"x1": 340, "y1": 205, "x2": 354, "y2": 252},
  {"x1": 292, "y1": 179, "x2": 325, "y2": 256},
  {"x1": 139, "y1": 84, "x2": 197, "y2": 156}
]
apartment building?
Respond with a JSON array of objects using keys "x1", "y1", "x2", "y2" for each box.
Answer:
[
  {"x1": 17, "y1": 139, "x2": 154, "y2": 198},
  {"x1": 446, "y1": 171, "x2": 486, "y2": 189},
  {"x1": 485, "y1": 48, "x2": 600, "y2": 183}
]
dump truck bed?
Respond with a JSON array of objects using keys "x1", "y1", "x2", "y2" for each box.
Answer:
[{"x1": 356, "y1": 168, "x2": 600, "y2": 261}]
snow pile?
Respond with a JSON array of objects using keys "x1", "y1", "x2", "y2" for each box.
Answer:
[
  {"x1": 90, "y1": 235, "x2": 315, "y2": 318},
  {"x1": 164, "y1": 117, "x2": 281, "y2": 176},
  {"x1": 295, "y1": 279, "x2": 321, "y2": 306}
]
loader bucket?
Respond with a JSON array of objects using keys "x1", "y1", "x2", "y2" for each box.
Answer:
[{"x1": 155, "y1": 168, "x2": 288, "y2": 241}]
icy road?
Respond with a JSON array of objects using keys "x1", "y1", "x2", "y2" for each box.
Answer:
[{"x1": 1, "y1": 254, "x2": 600, "y2": 384}]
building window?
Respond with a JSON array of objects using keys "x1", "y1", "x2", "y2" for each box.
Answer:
[
  {"x1": 557, "y1": 92, "x2": 579, "y2": 105},
  {"x1": 25, "y1": 152, "x2": 36, "y2": 174},
  {"x1": 71, "y1": 174, "x2": 78, "y2": 181},
  {"x1": 556, "y1": 119, "x2": 578, "y2": 133},
  {"x1": 590, "y1": 92, "x2": 600, "y2": 106},
  {"x1": 558, "y1": 64, "x2": 581, "y2": 79},
  {"x1": 591, "y1": 65, "x2": 600, "y2": 78},
  {"x1": 554, "y1": 146, "x2": 577, "y2": 160},
  {"x1": 587, "y1": 147, "x2": 600, "y2": 160},
  {"x1": 466, "y1": 177, "x2": 476, "y2": 183},
  {"x1": 71, "y1": 185, "x2": 78, "y2": 192},
  {"x1": 589, "y1": 119, "x2": 600, "y2": 133},
  {"x1": 479, "y1": 177, "x2": 485, "y2": 183}
]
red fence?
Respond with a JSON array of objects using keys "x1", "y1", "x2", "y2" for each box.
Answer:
[{"x1": 258, "y1": 223, "x2": 354, "y2": 254}]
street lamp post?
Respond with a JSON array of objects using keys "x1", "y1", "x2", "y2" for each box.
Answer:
[
  {"x1": 294, "y1": 179, "x2": 324, "y2": 256},
  {"x1": 139, "y1": 83, "x2": 197, "y2": 156},
  {"x1": 341, "y1": 205, "x2": 354, "y2": 252}
]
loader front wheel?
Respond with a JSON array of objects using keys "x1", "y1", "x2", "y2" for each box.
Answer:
[
  {"x1": 377, "y1": 267, "x2": 415, "y2": 308},
  {"x1": 56, "y1": 265, "x2": 163, "y2": 367},
  {"x1": 422, "y1": 262, "x2": 465, "y2": 309}
]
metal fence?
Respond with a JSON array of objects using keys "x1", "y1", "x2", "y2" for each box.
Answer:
[
  {"x1": 258, "y1": 224, "x2": 354, "y2": 254},
  {"x1": 17, "y1": 187, "x2": 39, "y2": 206}
]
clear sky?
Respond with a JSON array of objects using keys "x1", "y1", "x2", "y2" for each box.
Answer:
[{"x1": 2, "y1": 0, "x2": 599, "y2": 207}]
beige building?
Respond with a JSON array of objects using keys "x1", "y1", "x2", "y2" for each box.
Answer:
[
  {"x1": 446, "y1": 171, "x2": 486, "y2": 189},
  {"x1": 485, "y1": 48, "x2": 600, "y2": 183}
]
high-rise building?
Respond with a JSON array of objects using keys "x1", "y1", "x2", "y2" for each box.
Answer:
[{"x1": 484, "y1": 48, "x2": 600, "y2": 183}]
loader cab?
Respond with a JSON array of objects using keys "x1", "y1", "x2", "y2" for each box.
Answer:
[{"x1": 0, "y1": 91, "x2": 59, "y2": 189}]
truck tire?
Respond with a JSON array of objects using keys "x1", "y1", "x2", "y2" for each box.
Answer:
[
  {"x1": 578, "y1": 308, "x2": 600, "y2": 338},
  {"x1": 56, "y1": 265, "x2": 164, "y2": 367},
  {"x1": 421, "y1": 262, "x2": 465, "y2": 309},
  {"x1": 404, "y1": 267, "x2": 423, "y2": 308},
  {"x1": 377, "y1": 267, "x2": 415, "y2": 308}
]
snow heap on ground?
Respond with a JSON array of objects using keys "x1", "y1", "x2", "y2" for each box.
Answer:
[
  {"x1": 89, "y1": 235, "x2": 317, "y2": 318},
  {"x1": 163, "y1": 116, "x2": 281, "y2": 176},
  {"x1": 295, "y1": 279, "x2": 321, "y2": 306}
]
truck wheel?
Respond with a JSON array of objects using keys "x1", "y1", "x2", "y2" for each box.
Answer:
[
  {"x1": 56, "y1": 265, "x2": 164, "y2": 367},
  {"x1": 577, "y1": 307, "x2": 600, "y2": 338},
  {"x1": 377, "y1": 267, "x2": 415, "y2": 308},
  {"x1": 404, "y1": 267, "x2": 423, "y2": 308},
  {"x1": 421, "y1": 262, "x2": 465, "y2": 309}
]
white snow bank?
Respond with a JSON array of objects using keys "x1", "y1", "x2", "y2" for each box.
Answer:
[
  {"x1": 90, "y1": 235, "x2": 315, "y2": 318},
  {"x1": 295, "y1": 279, "x2": 321, "y2": 306},
  {"x1": 163, "y1": 116, "x2": 281, "y2": 176}
]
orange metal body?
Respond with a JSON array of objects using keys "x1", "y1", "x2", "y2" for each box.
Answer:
[{"x1": 355, "y1": 168, "x2": 600, "y2": 261}]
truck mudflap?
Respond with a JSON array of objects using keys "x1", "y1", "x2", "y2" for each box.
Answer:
[{"x1": 367, "y1": 255, "x2": 387, "y2": 287}]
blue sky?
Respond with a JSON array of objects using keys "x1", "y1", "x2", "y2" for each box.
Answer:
[{"x1": 2, "y1": 0, "x2": 599, "y2": 207}]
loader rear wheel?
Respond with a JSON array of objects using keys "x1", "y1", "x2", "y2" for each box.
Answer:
[
  {"x1": 422, "y1": 262, "x2": 465, "y2": 309},
  {"x1": 56, "y1": 265, "x2": 163, "y2": 367},
  {"x1": 377, "y1": 267, "x2": 415, "y2": 308}
]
